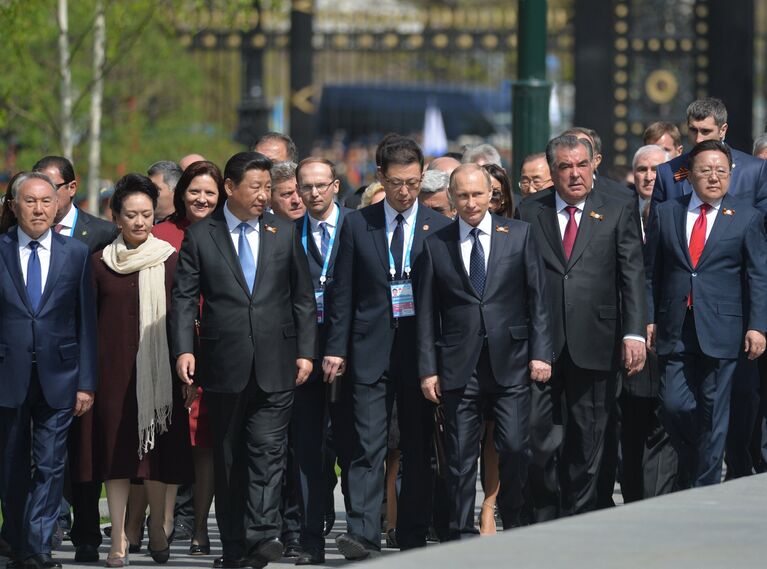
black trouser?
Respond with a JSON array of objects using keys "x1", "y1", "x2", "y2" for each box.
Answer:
[
  {"x1": 441, "y1": 347, "x2": 530, "y2": 538},
  {"x1": 68, "y1": 481, "x2": 102, "y2": 547},
  {"x1": 618, "y1": 393, "x2": 656, "y2": 503},
  {"x1": 344, "y1": 331, "x2": 434, "y2": 550},
  {"x1": 206, "y1": 377, "x2": 293, "y2": 560}
]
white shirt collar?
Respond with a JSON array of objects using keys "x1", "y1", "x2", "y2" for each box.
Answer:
[
  {"x1": 224, "y1": 202, "x2": 260, "y2": 232},
  {"x1": 18, "y1": 227, "x2": 53, "y2": 251},
  {"x1": 383, "y1": 198, "x2": 418, "y2": 228},
  {"x1": 689, "y1": 192, "x2": 722, "y2": 212},
  {"x1": 58, "y1": 205, "x2": 78, "y2": 229},
  {"x1": 309, "y1": 202, "x2": 338, "y2": 231},
  {"x1": 458, "y1": 211, "x2": 493, "y2": 241},
  {"x1": 554, "y1": 192, "x2": 587, "y2": 214}
]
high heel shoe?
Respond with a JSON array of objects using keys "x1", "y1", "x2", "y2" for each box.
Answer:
[
  {"x1": 189, "y1": 542, "x2": 211, "y2": 556},
  {"x1": 148, "y1": 529, "x2": 170, "y2": 564},
  {"x1": 479, "y1": 502, "x2": 497, "y2": 535}
]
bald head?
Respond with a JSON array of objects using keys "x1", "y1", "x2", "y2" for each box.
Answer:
[
  {"x1": 179, "y1": 154, "x2": 206, "y2": 170},
  {"x1": 427, "y1": 156, "x2": 461, "y2": 175}
]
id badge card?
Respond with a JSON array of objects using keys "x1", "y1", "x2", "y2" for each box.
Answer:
[
  {"x1": 390, "y1": 279, "x2": 416, "y2": 318},
  {"x1": 314, "y1": 289, "x2": 325, "y2": 324}
]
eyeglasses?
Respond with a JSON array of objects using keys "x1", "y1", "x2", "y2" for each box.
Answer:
[
  {"x1": 53, "y1": 181, "x2": 71, "y2": 190},
  {"x1": 518, "y1": 177, "x2": 551, "y2": 190},
  {"x1": 298, "y1": 181, "x2": 335, "y2": 194},
  {"x1": 383, "y1": 176, "x2": 421, "y2": 190},
  {"x1": 692, "y1": 168, "x2": 730, "y2": 179}
]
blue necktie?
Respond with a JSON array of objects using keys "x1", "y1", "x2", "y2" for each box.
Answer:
[
  {"x1": 469, "y1": 227, "x2": 486, "y2": 297},
  {"x1": 390, "y1": 214, "x2": 404, "y2": 279},
  {"x1": 319, "y1": 222, "x2": 330, "y2": 260},
  {"x1": 27, "y1": 240, "x2": 42, "y2": 311},
  {"x1": 237, "y1": 222, "x2": 256, "y2": 294}
]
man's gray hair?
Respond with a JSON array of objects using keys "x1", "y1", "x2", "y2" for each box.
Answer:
[
  {"x1": 461, "y1": 143, "x2": 502, "y2": 167},
  {"x1": 545, "y1": 135, "x2": 593, "y2": 172},
  {"x1": 270, "y1": 161, "x2": 297, "y2": 185},
  {"x1": 420, "y1": 170, "x2": 450, "y2": 194},
  {"x1": 147, "y1": 160, "x2": 183, "y2": 191},
  {"x1": 754, "y1": 133, "x2": 767, "y2": 156},
  {"x1": 10, "y1": 171, "x2": 57, "y2": 199},
  {"x1": 686, "y1": 97, "x2": 728, "y2": 127},
  {"x1": 632, "y1": 145, "x2": 670, "y2": 170}
]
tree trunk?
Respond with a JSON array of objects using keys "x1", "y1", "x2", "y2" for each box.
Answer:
[
  {"x1": 87, "y1": 0, "x2": 106, "y2": 216},
  {"x1": 57, "y1": 0, "x2": 73, "y2": 160}
]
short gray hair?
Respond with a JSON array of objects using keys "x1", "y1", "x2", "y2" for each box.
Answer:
[
  {"x1": 545, "y1": 135, "x2": 593, "y2": 171},
  {"x1": 687, "y1": 98, "x2": 728, "y2": 127},
  {"x1": 632, "y1": 145, "x2": 670, "y2": 170},
  {"x1": 11, "y1": 171, "x2": 57, "y2": 199},
  {"x1": 461, "y1": 143, "x2": 502, "y2": 167},
  {"x1": 270, "y1": 160, "x2": 297, "y2": 185},
  {"x1": 754, "y1": 133, "x2": 767, "y2": 156},
  {"x1": 420, "y1": 170, "x2": 450, "y2": 194},
  {"x1": 147, "y1": 160, "x2": 183, "y2": 191}
]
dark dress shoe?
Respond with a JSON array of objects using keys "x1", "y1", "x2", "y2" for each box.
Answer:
[
  {"x1": 189, "y1": 543, "x2": 211, "y2": 556},
  {"x1": 322, "y1": 513, "x2": 335, "y2": 537},
  {"x1": 23, "y1": 554, "x2": 62, "y2": 569},
  {"x1": 213, "y1": 556, "x2": 247, "y2": 568},
  {"x1": 172, "y1": 523, "x2": 194, "y2": 542},
  {"x1": 5, "y1": 559, "x2": 25, "y2": 569},
  {"x1": 128, "y1": 543, "x2": 141, "y2": 554},
  {"x1": 283, "y1": 539, "x2": 302, "y2": 558},
  {"x1": 74, "y1": 544, "x2": 100, "y2": 562},
  {"x1": 295, "y1": 549, "x2": 325, "y2": 565},
  {"x1": 252, "y1": 538, "x2": 283, "y2": 562},
  {"x1": 335, "y1": 534, "x2": 380, "y2": 561}
]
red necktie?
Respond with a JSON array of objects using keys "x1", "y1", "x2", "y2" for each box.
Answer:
[
  {"x1": 687, "y1": 203, "x2": 710, "y2": 306},
  {"x1": 562, "y1": 205, "x2": 579, "y2": 260}
]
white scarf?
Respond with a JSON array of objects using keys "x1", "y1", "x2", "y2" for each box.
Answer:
[{"x1": 102, "y1": 233, "x2": 175, "y2": 459}]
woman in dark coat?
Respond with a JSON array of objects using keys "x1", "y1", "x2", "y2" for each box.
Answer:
[{"x1": 72, "y1": 174, "x2": 192, "y2": 566}]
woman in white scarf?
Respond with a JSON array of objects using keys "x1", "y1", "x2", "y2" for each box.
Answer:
[{"x1": 87, "y1": 175, "x2": 193, "y2": 567}]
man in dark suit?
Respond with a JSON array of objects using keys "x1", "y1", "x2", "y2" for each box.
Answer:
[
  {"x1": 32, "y1": 155, "x2": 116, "y2": 562},
  {"x1": 291, "y1": 157, "x2": 352, "y2": 565},
  {"x1": 518, "y1": 135, "x2": 646, "y2": 519},
  {"x1": 645, "y1": 140, "x2": 767, "y2": 488},
  {"x1": 650, "y1": 98, "x2": 767, "y2": 481},
  {"x1": 323, "y1": 135, "x2": 451, "y2": 559},
  {"x1": 0, "y1": 172, "x2": 97, "y2": 569},
  {"x1": 416, "y1": 164, "x2": 552, "y2": 537},
  {"x1": 171, "y1": 151, "x2": 316, "y2": 568}
]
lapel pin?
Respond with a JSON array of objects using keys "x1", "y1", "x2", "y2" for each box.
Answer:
[
  {"x1": 265, "y1": 224, "x2": 278, "y2": 234},
  {"x1": 723, "y1": 208, "x2": 735, "y2": 216},
  {"x1": 589, "y1": 211, "x2": 604, "y2": 221},
  {"x1": 422, "y1": 224, "x2": 430, "y2": 231},
  {"x1": 495, "y1": 225, "x2": 509, "y2": 233},
  {"x1": 81, "y1": 230, "x2": 88, "y2": 236}
]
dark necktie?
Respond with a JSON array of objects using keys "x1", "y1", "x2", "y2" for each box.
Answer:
[
  {"x1": 27, "y1": 240, "x2": 42, "y2": 311},
  {"x1": 319, "y1": 221, "x2": 330, "y2": 260},
  {"x1": 562, "y1": 205, "x2": 579, "y2": 260},
  {"x1": 469, "y1": 227, "x2": 486, "y2": 296},
  {"x1": 390, "y1": 213, "x2": 404, "y2": 279},
  {"x1": 237, "y1": 222, "x2": 256, "y2": 294}
]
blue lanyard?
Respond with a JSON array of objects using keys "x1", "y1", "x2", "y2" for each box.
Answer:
[
  {"x1": 69, "y1": 207, "x2": 79, "y2": 237},
  {"x1": 386, "y1": 209, "x2": 418, "y2": 280},
  {"x1": 301, "y1": 206, "x2": 340, "y2": 287}
]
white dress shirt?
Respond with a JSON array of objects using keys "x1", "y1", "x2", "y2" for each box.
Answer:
[
  {"x1": 223, "y1": 203, "x2": 260, "y2": 267},
  {"x1": 383, "y1": 199, "x2": 418, "y2": 272},
  {"x1": 18, "y1": 227, "x2": 52, "y2": 291},
  {"x1": 686, "y1": 193, "x2": 721, "y2": 244},
  {"x1": 55, "y1": 205, "x2": 78, "y2": 237},
  {"x1": 554, "y1": 193, "x2": 587, "y2": 238},
  {"x1": 458, "y1": 212, "x2": 492, "y2": 276},
  {"x1": 554, "y1": 193, "x2": 644, "y2": 342},
  {"x1": 308, "y1": 202, "x2": 338, "y2": 256}
]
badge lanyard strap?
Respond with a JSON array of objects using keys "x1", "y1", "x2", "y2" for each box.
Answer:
[
  {"x1": 301, "y1": 206, "x2": 341, "y2": 287},
  {"x1": 68, "y1": 207, "x2": 79, "y2": 237},
  {"x1": 387, "y1": 214, "x2": 417, "y2": 280}
]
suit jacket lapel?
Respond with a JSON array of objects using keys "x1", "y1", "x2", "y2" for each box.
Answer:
[
  {"x1": 328, "y1": 207, "x2": 348, "y2": 275},
  {"x1": 566, "y1": 191, "x2": 603, "y2": 270},
  {"x1": 209, "y1": 217, "x2": 250, "y2": 296},
  {"x1": 674, "y1": 194, "x2": 694, "y2": 269},
  {"x1": 37, "y1": 234, "x2": 69, "y2": 312},
  {"x1": 253, "y1": 216, "x2": 276, "y2": 295},
  {"x1": 0, "y1": 231, "x2": 32, "y2": 312},
  {"x1": 300, "y1": 216, "x2": 324, "y2": 267},
  {"x1": 365, "y1": 202, "x2": 391, "y2": 275},
  {"x1": 448, "y1": 221, "x2": 478, "y2": 298},
  {"x1": 484, "y1": 215, "x2": 508, "y2": 298},
  {"x1": 536, "y1": 193, "x2": 567, "y2": 270},
  {"x1": 696, "y1": 195, "x2": 736, "y2": 267}
]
